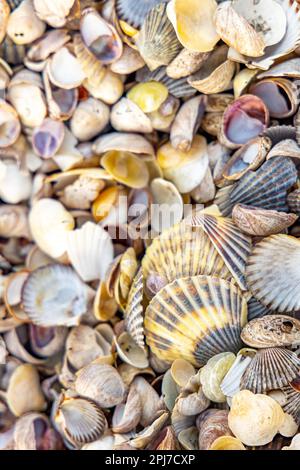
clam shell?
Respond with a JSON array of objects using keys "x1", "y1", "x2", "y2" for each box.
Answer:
[
  {"x1": 247, "y1": 0, "x2": 300, "y2": 70},
  {"x1": 116, "y1": 0, "x2": 169, "y2": 29},
  {"x1": 166, "y1": 0, "x2": 219, "y2": 53},
  {"x1": 131, "y1": 375, "x2": 163, "y2": 427},
  {"x1": 46, "y1": 47, "x2": 86, "y2": 90},
  {"x1": 115, "y1": 332, "x2": 149, "y2": 369},
  {"x1": 240, "y1": 348, "x2": 300, "y2": 393},
  {"x1": 150, "y1": 178, "x2": 183, "y2": 233},
  {"x1": 200, "y1": 352, "x2": 236, "y2": 403},
  {"x1": 0, "y1": 99, "x2": 21, "y2": 148},
  {"x1": 258, "y1": 58, "x2": 300, "y2": 79},
  {"x1": 189, "y1": 212, "x2": 252, "y2": 291},
  {"x1": 111, "y1": 97, "x2": 153, "y2": 134},
  {"x1": 135, "y1": 3, "x2": 181, "y2": 71},
  {"x1": 250, "y1": 78, "x2": 299, "y2": 119},
  {"x1": 112, "y1": 383, "x2": 142, "y2": 434},
  {"x1": 188, "y1": 45, "x2": 236, "y2": 95},
  {"x1": 7, "y1": 0, "x2": 46, "y2": 45},
  {"x1": 101, "y1": 150, "x2": 150, "y2": 189},
  {"x1": 22, "y1": 264, "x2": 88, "y2": 327},
  {"x1": 56, "y1": 396, "x2": 106, "y2": 445},
  {"x1": 219, "y1": 95, "x2": 269, "y2": 149},
  {"x1": 288, "y1": 189, "x2": 300, "y2": 215},
  {"x1": 14, "y1": 413, "x2": 63, "y2": 450},
  {"x1": 66, "y1": 221, "x2": 114, "y2": 282},
  {"x1": 215, "y1": 157, "x2": 297, "y2": 217},
  {"x1": 246, "y1": 235, "x2": 300, "y2": 313},
  {"x1": 233, "y1": 68, "x2": 258, "y2": 98},
  {"x1": 210, "y1": 435, "x2": 246, "y2": 450},
  {"x1": 214, "y1": 2, "x2": 265, "y2": 57},
  {"x1": 197, "y1": 409, "x2": 232, "y2": 451},
  {"x1": 70, "y1": 98, "x2": 110, "y2": 142},
  {"x1": 75, "y1": 363, "x2": 125, "y2": 408},
  {"x1": 241, "y1": 315, "x2": 300, "y2": 348},
  {"x1": 43, "y1": 68, "x2": 79, "y2": 121},
  {"x1": 84, "y1": 68, "x2": 124, "y2": 105},
  {"x1": 166, "y1": 48, "x2": 209, "y2": 79},
  {"x1": 136, "y1": 65, "x2": 196, "y2": 98},
  {"x1": 93, "y1": 131, "x2": 154, "y2": 157},
  {"x1": 110, "y1": 45, "x2": 145, "y2": 74},
  {"x1": 125, "y1": 267, "x2": 144, "y2": 349},
  {"x1": 144, "y1": 275, "x2": 247, "y2": 367},
  {"x1": 142, "y1": 219, "x2": 234, "y2": 287},
  {"x1": 232, "y1": 204, "x2": 298, "y2": 237},
  {"x1": 222, "y1": 136, "x2": 271, "y2": 182}
]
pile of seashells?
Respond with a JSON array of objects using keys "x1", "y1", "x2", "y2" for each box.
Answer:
[{"x1": 2, "y1": 0, "x2": 300, "y2": 452}]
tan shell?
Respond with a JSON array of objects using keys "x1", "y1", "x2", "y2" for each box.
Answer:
[
  {"x1": 197, "y1": 409, "x2": 232, "y2": 450},
  {"x1": 72, "y1": 34, "x2": 105, "y2": 90},
  {"x1": 132, "y1": 376, "x2": 163, "y2": 427},
  {"x1": 33, "y1": 0, "x2": 76, "y2": 28},
  {"x1": 228, "y1": 390, "x2": 285, "y2": 446},
  {"x1": 110, "y1": 45, "x2": 145, "y2": 75},
  {"x1": 14, "y1": 413, "x2": 63, "y2": 450},
  {"x1": 7, "y1": 0, "x2": 46, "y2": 45},
  {"x1": 188, "y1": 45, "x2": 235, "y2": 95},
  {"x1": 70, "y1": 98, "x2": 110, "y2": 142},
  {"x1": 166, "y1": 49, "x2": 210, "y2": 79},
  {"x1": 241, "y1": 316, "x2": 300, "y2": 348},
  {"x1": 111, "y1": 97, "x2": 153, "y2": 134},
  {"x1": 0, "y1": 0, "x2": 9, "y2": 45},
  {"x1": 232, "y1": 204, "x2": 298, "y2": 237},
  {"x1": 7, "y1": 364, "x2": 46, "y2": 417},
  {"x1": 75, "y1": 363, "x2": 125, "y2": 408},
  {"x1": 112, "y1": 383, "x2": 142, "y2": 434},
  {"x1": 46, "y1": 47, "x2": 86, "y2": 90},
  {"x1": 214, "y1": 2, "x2": 265, "y2": 57}
]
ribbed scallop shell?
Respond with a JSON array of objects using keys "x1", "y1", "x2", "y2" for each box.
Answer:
[
  {"x1": 240, "y1": 348, "x2": 300, "y2": 393},
  {"x1": 282, "y1": 383, "x2": 300, "y2": 425},
  {"x1": 57, "y1": 397, "x2": 106, "y2": 445},
  {"x1": 124, "y1": 268, "x2": 144, "y2": 349},
  {"x1": 189, "y1": 213, "x2": 251, "y2": 291},
  {"x1": 263, "y1": 125, "x2": 296, "y2": 145},
  {"x1": 136, "y1": 66, "x2": 196, "y2": 98},
  {"x1": 246, "y1": 234, "x2": 300, "y2": 313},
  {"x1": 142, "y1": 219, "x2": 233, "y2": 288},
  {"x1": 135, "y1": 3, "x2": 182, "y2": 71},
  {"x1": 116, "y1": 0, "x2": 169, "y2": 29},
  {"x1": 215, "y1": 157, "x2": 297, "y2": 217},
  {"x1": 288, "y1": 189, "x2": 300, "y2": 215},
  {"x1": 247, "y1": 297, "x2": 271, "y2": 321},
  {"x1": 22, "y1": 264, "x2": 88, "y2": 327},
  {"x1": 144, "y1": 275, "x2": 247, "y2": 367}
]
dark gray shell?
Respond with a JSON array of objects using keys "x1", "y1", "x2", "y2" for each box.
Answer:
[
  {"x1": 240, "y1": 348, "x2": 300, "y2": 393},
  {"x1": 282, "y1": 381, "x2": 300, "y2": 425},
  {"x1": 116, "y1": 0, "x2": 170, "y2": 29},
  {"x1": 288, "y1": 189, "x2": 300, "y2": 215},
  {"x1": 214, "y1": 157, "x2": 297, "y2": 217},
  {"x1": 247, "y1": 297, "x2": 272, "y2": 321}
]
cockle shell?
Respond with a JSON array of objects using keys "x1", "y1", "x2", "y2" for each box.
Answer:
[
  {"x1": 55, "y1": 395, "x2": 107, "y2": 445},
  {"x1": 124, "y1": 268, "x2": 144, "y2": 349},
  {"x1": 33, "y1": 0, "x2": 76, "y2": 28},
  {"x1": 150, "y1": 178, "x2": 183, "y2": 233},
  {"x1": 246, "y1": 235, "x2": 300, "y2": 312},
  {"x1": 29, "y1": 198, "x2": 74, "y2": 259},
  {"x1": 0, "y1": 160, "x2": 32, "y2": 204},
  {"x1": 127, "y1": 81, "x2": 169, "y2": 114},
  {"x1": 115, "y1": 332, "x2": 149, "y2": 369},
  {"x1": 66, "y1": 221, "x2": 114, "y2": 283},
  {"x1": 29, "y1": 324, "x2": 67, "y2": 358},
  {"x1": 22, "y1": 264, "x2": 88, "y2": 327},
  {"x1": 240, "y1": 348, "x2": 300, "y2": 393},
  {"x1": 215, "y1": 157, "x2": 297, "y2": 217},
  {"x1": 241, "y1": 316, "x2": 300, "y2": 348},
  {"x1": 281, "y1": 381, "x2": 300, "y2": 425},
  {"x1": 136, "y1": 65, "x2": 196, "y2": 98},
  {"x1": 7, "y1": 0, "x2": 46, "y2": 45},
  {"x1": 188, "y1": 45, "x2": 235, "y2": 95},
  {"x1": 135, "y1": 3, "x2": 181, "y2": 71},
  {"x1": 232, "y1": 204, "x2": 298, "y2": 237},
  {"x1": 288, "y1": 189, "x2": 300, "y2": 215},
  {"x1": 93, "y1": 131, "x2": 154, "y2": 157},
  {"x1": 166, "y1": 0, "x2": 220, "y2": 53},
  {"x1": 214, "y1": 2, "x2": 265, "y2": 57},
  {"x1": 84, "y1": 68, "x2": 124, "y2": 105},
  {"x1": 112, "y1": 383, "x2": 142, "y2": 434},
  {"x1": 101, "y1": 151, "x2": 150, "y2": 189},
  {"x1": 7, "y1": 363, "x2": 46, "y2": 417},
  {"x1": 228, "y1": 390, "x2": 285, "y2": 446},
  {"x1": 43, "y1": 68, "x2": 78, "y2": 122},
  {"x1": 219, "y1": 95, "x2": 269, "y2": 149},
  {"x1": 75, "y1": 364, "x2": 125, "y2": 408},
  {"x1": 110, "y1": 45, "x2": 145, "y2": 74},
  {"x1": 144, "y1": 275, "x2": 247, "y2": 367}
]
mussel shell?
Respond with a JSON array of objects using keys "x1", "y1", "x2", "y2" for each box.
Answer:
[
  {"x1": 240, "y1": 348, "x2": 300, "y2": 393},
  {"x1": 144, "y1": 275, "x2": 247, "y2": 367}
]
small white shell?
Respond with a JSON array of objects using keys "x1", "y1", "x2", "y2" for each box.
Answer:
[
  {"x1": 47, "y1": 47, "x2": 86, "y2": 90},
  {"x1": 7, "y1": 0, "x2": 46, "y2": 45},
  {"x1": 70, "y1": 98, "x2": 110, "y2": 142},
  {"x1": 33, "y1": 0, "x2": 76, "y2": 28},
  {"x1": 150, "y1": 178, "x2": 183, "y2": 233}
]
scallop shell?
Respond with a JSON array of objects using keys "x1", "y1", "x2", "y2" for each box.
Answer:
[
  {"x1": 263, "y1": 124, "x2": 296, "y2": 145},
  {"x1": 282, "y1": 382, "x2": 300, "y2": 425},
  {"x1": 142, "y1": 219, "x2": 234, "y2": 288},
  {"x1": 246, "y1": 235, "x2": 300, "y2": 313},
  {"x1": 232, "y1": 204, "x2": 298, "y2": 237},
  {"x1": 56, "y1": 396, "x2": 106, "y2": 445},
  {"x1": 124, "y1": 267, "x2": 144, "y2": 349},
  {"x1": 247, "y1": 296, "x2": 273, "y2": 320},
  {"x1": 21, "y1": 264, "x2": 88, "y2": 327},
  {"x1": 136, "y1": 65, "x2": 196, "y2": 98},
  {"x1": 135, "y1": 3, "x2": 182, "y2": 71},
  {"x1": 189, "y1": 212, "x2": 252, "y2": 291},
  {"x1": 214, "y1": 2, "x2": 265, "y2": 57},
  {"x1": 188, "y1": 45, "x2": 235, "y2": 95},
  {"x1": 215, "y1": 157, "x2": 297, "y2": 217},
  {"x1": 116, "y1": 0, "x2": 169, "y2": 29},
  {"x1": 66, "y1": 221, "x2": 114, "y2": 283},
  {"x1": 241, "y1": 315, "x2": 300, "y2": 348},
  {"x1": 288, "y1": 189, "x2": 300, "y2": 215},
  {"x1": 166, "y1": 0, "x2": 220, "y2": 53},
  {"x1": 144, "y1": 275, "x2": 247, "y2": 367},
  {"x1": 240, "y1": 348, "x2": 300, "y2": 393}
]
